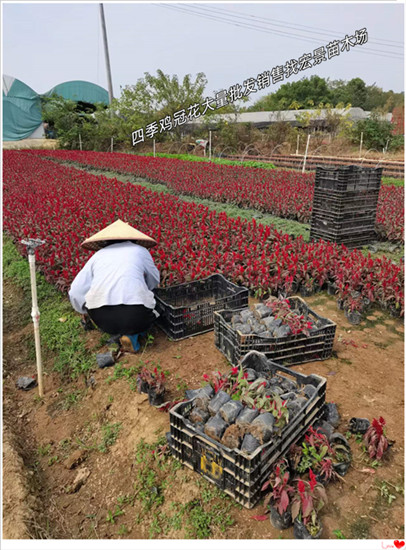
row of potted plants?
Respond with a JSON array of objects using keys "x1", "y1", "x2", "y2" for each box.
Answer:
[
  {"x1": 30, "y1": 149, "x2": 404, "y2": 243},
  {"x1": 3, "y1": 152, "x2": 403, "y2": 320},
  {"x1": 257, "y1": 415, "x2": 392, "y2": 538}
]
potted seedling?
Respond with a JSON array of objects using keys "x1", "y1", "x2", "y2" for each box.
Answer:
[
  {"x1": 262, "y1": 459, "x2": 295, "y2": 530},
  {"x1": 327, "y1": 278, "x2": 336, "y2": 296},
  {"x1": 299, "y1": 277, "x2": 315, "y2": 298},
  {"x1": 296, "y1": 427, "x2": 333, "y2": 475},
  {"x1": 330, "y1": 433, "x2": 352, "y2": 476},
  {"x1": 136, "y1": 366, "x2": 153, "y2": 394},
  {"x1": 148, "y1": 367, "x2": 166, "y2": 406},
  {"x1": 317, "y1": 457, "x2": 340, "y2": 485},
  {"x1": 296, "y1": 427, "x2": 348, "y2": 483},
  {"x1": 291, "y1": 469, "x2": 328, "y2": 539},
  {"x1": 363, "y1": 417, "x2": 390, "y2": 462},
  {"x1": 344, "y1": 294, "x2": 364, "y2": 325}
]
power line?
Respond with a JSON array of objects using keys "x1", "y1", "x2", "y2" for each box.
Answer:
[
  {"x1": 207, "y1": 4, "x2": 403, "y2": 48},
  {"x1": 168, "y1": 3, "x2": 404, "y2": 59},
  {"x1": 158, "y1": 4, "x2": 403, "y2": 60}
]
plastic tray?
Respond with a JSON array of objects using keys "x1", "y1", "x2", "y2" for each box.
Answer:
[
  {"x1": 154, "y1": 274, "x2": 249, "y2": 340},
  {"x1": 214, "y1": 296, "x2": 336, "y2": 367},
  {"x1": 168, "y1": 351, "x2": 327, "y2": 508}
]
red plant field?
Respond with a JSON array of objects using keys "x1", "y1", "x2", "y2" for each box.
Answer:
[
  {"x1": 3, "y1": 151, "x2": 403, "y2": 316},
  {"x1": 30, "y1": 149, "x2": 404, "y2": 242}
]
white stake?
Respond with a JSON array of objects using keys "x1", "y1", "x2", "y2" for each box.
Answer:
[
  {"x1": 153, "y1": 138, "x2": 156, "y2": 158},
  {"x1": 359, "y1": 132, "x2": 363, "y2": 159},
  {"x1": 21, "y1": 239, "x2": 45, "y2": 397},
  {"x1": 111, "y1": 137, "x2": 114, "y2": 153},
  {"x1": 296, "y1": 134, "x2": 300, "y2": 155},
  {"x1": 79, "y1": 133, "x2": 82, "y2": 151},
  {"x1": 302, "y1": 134, "x2": 311, "y2": 173},
  {"x1": 209, "y1": 130, "x2": 212, "y2": 161}
]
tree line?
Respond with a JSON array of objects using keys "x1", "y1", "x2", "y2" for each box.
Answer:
[{"x1": 41, "y1": 71, "x2": 404, "y2": 152}]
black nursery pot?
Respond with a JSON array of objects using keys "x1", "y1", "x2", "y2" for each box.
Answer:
[
  {"x1": 148, "y1": 388, "x2": 165, "y2": 406},
  {"x1": 299, "y1": 285, "x2": 313, "y2": 297},
  {"x1": 349, "y1": 417, "x2": 370, "y2": 435},
  {"x1": 315, "y1": 471, "x2": 329, "y2": 486},
  {"x1": 389, "y1": 304, "x2": 401, "y2": 318},
  {"x1": 269, "y1": 506, "x2": 292, "y2": 530},
  {"x1": 293, "y1": 518, "x2": 323, "y2": 539},
  {"x1": 333, "y1": 458, "x2": 351, "y2": 477},
  {"x1": 136, "y1": 376, "x2": 150, "y2": 395},
  {"x1": 345, "y1": 309, "x2": 363, "y2": 325},
  {"x1": 327, "y1": 282, "x2": 336, "y2": 296},
  {"x1": 331, "y1": 433, "x2": 352, "y2": 476}
]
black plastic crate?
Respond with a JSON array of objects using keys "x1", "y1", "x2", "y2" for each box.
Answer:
[
  {"x1": 169, "y1": 351, "x2": 326, "y2": 508},
  {"x1": 310, "y1": 225, "x2": 376, "y2": 244},
  {"x1": 311, "y1": 215, "x2": 376, "y2": 232},
  {"x1": 312, "y1": 195, "x2": 380, "y2": 218},
  {"x1": 154, "y1": 274, "x2": 249, "y2": 340},
  {"x1": 311, "y1": 165, "x2": 381, "y2": 247},
  {"x1": 309, "y1": 233, "x2": 376, "y2": 250},
  {"x1": 214, "y1": 296, "x2": 336, "y2": 367},
  {"x1": 314, "y1": 164, "x2": 383, "y2": 193}
]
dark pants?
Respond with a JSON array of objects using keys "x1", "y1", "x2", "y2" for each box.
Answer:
[{"x1": 87, "y1": 304, "x2": 156, "y2": 336}]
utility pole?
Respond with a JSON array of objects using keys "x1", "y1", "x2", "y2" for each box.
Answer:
[{"x1": 99, "y1": 3, "x2": 114, "y2": 104}]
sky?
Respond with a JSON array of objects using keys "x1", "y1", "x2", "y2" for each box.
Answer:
[{"x1": 2, "y1": 1, "x2": 404, "y2": 105}]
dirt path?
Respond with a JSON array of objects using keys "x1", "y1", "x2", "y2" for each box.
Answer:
[{"x1": 3, "y1": 277, "x2": 404, "y2": 540}]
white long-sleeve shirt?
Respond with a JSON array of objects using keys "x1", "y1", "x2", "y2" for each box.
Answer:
[{"x1": 69, "y1": 241, "x2": 160, "y2": 314}]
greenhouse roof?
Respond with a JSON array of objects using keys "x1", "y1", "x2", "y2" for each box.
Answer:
[{"x1": 43, "y1": 80, "x2": 109, "y2": 104}]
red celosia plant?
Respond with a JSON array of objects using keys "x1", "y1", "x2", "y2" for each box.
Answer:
[
  {"x1": 3, "y1": 151, "x2": 404, "y2": 317},
  {"x1": 137, "y1": 366, "x2": 165, "y2": 393},
  {"x1": 262, "y1": 459, "x2": 295, "y2": 515},
  {"x1": 202, "y1": 366, "x2": 249, "y2": 395},
  {"x1": 29, "y1": 149, "x2": 404, "y2": 242},
  {"x1": 266, "y1": 298, "x2": 314, "y2": 335},
  {"x1": 363, "y1": 417, "x2": 389, "y2": 460},
  {"x1": 318, "y1": 457, "x2": 339, "y2": 483},
  {"x1": 291, "y1": 469, "x2": 328, "y2": 536}
]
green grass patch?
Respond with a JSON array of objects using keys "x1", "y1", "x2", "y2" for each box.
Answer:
[
  {"x1": 140, "y1": 152, "x2": 276, "y2": 170},
  {"x1": 105, "y1": 361, "x2": 142, "y2": 391},
  {"x1": 3, "y1": 235, "x2": 94, "y2": 379},
  {"x1": 98, "y1": 422, "x2": 122, "y2": 453},
  {"x1": 129, "y1": 437, "x2": 236, "y2": 539},
  {"x1": 382, "y1": 176, "x2": 404, "y2": 187}
]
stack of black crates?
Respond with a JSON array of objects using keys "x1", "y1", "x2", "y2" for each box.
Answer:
[{"x1": 310, "y1": 165, "x2": 383, "y2": 249}]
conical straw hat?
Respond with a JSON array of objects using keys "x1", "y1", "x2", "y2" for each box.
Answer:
[{"x1": 81, "y1": 220, "x2": 157, "y2": 251}]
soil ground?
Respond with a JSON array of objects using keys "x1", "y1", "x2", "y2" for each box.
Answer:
[{"x1": 3, "y1": 274, "x2": 404, "y2": 540}]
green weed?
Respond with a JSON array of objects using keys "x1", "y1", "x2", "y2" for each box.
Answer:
[
  {"x1": 333, "y1": 529, "x2": 346, "y2": 539},
  {"x1": 106, "y1": 362, "x2": 141, "y2": 391},
  {"x1": 98, "y1": 422, "x2": 122, "y2": 453},
  {"x1": 38, "y1": 443, "x2": 51, "y2": 456},
  {"x1": 62, "y1": 390, "x2": 83, "y2": 410},
  {"x1": 117, "y1": 525, "x2": 129, "y2": 536},
  {"x1": 106, "y1": 505, "x2": 125, "y2": 524},
  {"x1": 378, "y1": 480, "x2": 404, "y2": 506},
  {"x1": 48, "y1": 455, "x2": 59, "y2": 466}
]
